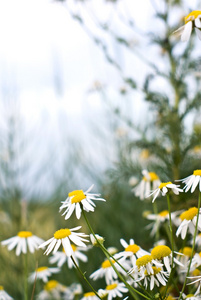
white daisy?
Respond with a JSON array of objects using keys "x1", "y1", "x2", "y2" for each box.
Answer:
[
  {"x1": 59, "y1": 185, "x2": 106, "y2": 220},
  {"x1": 146, "y1": 210, "x2": 181, "y2": 236},
  {"x1": 137, "y1": 267, "x2": 169, "y2": 290},
  {"x1": 90, "y1": 258, "x2": 130, "y2": 285},
  {"x1": 1, "y1": 231, "x2": 44, "y2": 256},
  {"x1": 49, "y1": 244, "x2": 88, "y2": 268},
  {"x1": 129, "y1": 254, "x2": 163, "y2": 278},
  {"x1": 80, "y1": 292, "x2": 99, "y2": 300},
  {"x1": 176, "y1": 207, "x2": 201, "y2": 240},
  {"x1": 29, "y1": 266, "x2": 60, "y2": 283},
  {"x1": 180, "y1": 170, "x2": 201, "y2": 193},
  {"x1": 104, "y1": 281, "x2": 128, "y2": 300},
  {"x1": 151, "y1": 245, "x2": 183, "y2": 273},
  {"x1": 116, "y1": 238, "x2": 149, "y2": 266},
  {"x1": 0, "y1": 286, "x2": 13, "y2": 300},
  {"x1": 90, "y1": 234, "x2": 105, "y2": 246},
  {"x1": 148, "y1": 181, "x2": 183, "y2": 203},
  {"x1": 37, "y1": 280, "x2": 66, "y2": 300},
  {"x1": 38, "y1": 227, "x2": 88, "y2": 257},
  {"x1": 173, "y1": 11, "x2": 201, "y2": 42},
  {"x1": 176, "y1": 247, "x2": 193, "y2": 283},
  {"x1": 133, "y1": 170, "x2": 161, "y2": 200}
]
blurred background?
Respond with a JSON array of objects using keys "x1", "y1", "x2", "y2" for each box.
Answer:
[{"x1": 1, "y1": 0, "x2": 201, "y2": 298}]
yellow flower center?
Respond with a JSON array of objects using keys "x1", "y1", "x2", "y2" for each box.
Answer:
[
  {"x1": 101, "y1": 259, "x2": 115, "y2": 269},
  {"x1": 69, "y1": 190, "x2": 86, "y2": 203},
  {"x1": 54, "y1": 228, "x2": 71, "y2": 239},
  {"x1": 151, "y1": 245, "x2": 171, "y2": 260},
  {"x1": 84, "y1": 292, "x2": 96, "y2": 297},
  {"x1": 192, "y1": 268, "x2": 201, "y2": 276},
  {"x1": 144, "y1": 266, "x2": 161, "y2": 276},
  {"x1": 179, "y1": 247, "x2": 193, "y2": 257},
  {"x1": 180, "y1": 207, "x2": 198, "y2": 221},
  {"x1": 44, "y1": 280, "x2": 58, "y2": 291},
  {"x1": 17, "y1": 231, "x2": 33, "y2": 238},
  {"x1": 0, "y1": 286, "x2": 3, "y2": 290},
  {"x1": 158, "y1": 210, "x2": 169, "y2": 217},
  {"x1": 143, "y1": 172, "x2": 159, "y2": 182},
  {"x1": 36, "y1": 266, "x2": 48, "y2": 273},
  {"x1": 71, "y1": 244, "x2": 77, "y2": 252},
  {"x1": 193, "y1": 169, "x2": 201, "y2": 176},
  {"x1": 185, "y1": 11, "x2": 201, "y2": 24},
  {"x1": 136, "y1": 255, "x2": 153, "y2": 268},
  {"x1": 158, "y1": 182, "x2": 172, "y2": 189},
  {"x1": 106, "y1": 283, "x2": 118, "y2": 290},
  {"x1": 186, "y1": 295, "x2": 194, "y2": 298},
  {"x1": 125, "y1": 244, "x2": 140, "y2": 253}
]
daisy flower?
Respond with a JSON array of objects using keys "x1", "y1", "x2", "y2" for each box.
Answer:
[
  {"x1": 151, "y1": 245, "x2": 183, "y2": 273},
  {"x1": 59, "y1": 185, "x2": 106, "y2": 220},
  {"x1": 0, "y1": 286, "x2": 13, "y2": 300},
  {"x1": 38, "y1": 226, "x2": 88, "y2": 257},
  {"x1": 138, "y1": 267, "x2": 169, "y2": 290},
  {"x1": 130, "y1": 254, "x2": 163, "y2": 278},
  {"x1": 90, "y1": 258, "x2": 130, "y2": 285},
  {"x1": 29, "y1": 266, "x2": 60, "y2": 283},
  {"x1": 90, "y1": 234, "x2": 105, "y2": 246},
  {"x1": 104, "y1": 281, "x2": 128, "y2": 300},
  {"x1": 49, "y1": 244, "x2": 88, "y2": 268},
  {"x1": 176, "y1": 207, "x2": 201, "y2": 239},
  {"x1": 116, "y1": 238, "x2": 149, "y2": 266},
  {"x1": 1, "y1": 231, "x2": 44, "y2": 256},
  {"x1": 37, "y1": 280, "x2": 66, "y2": 300},
  {"x1": 146, "y1": 210, "x2": 181, "y2": 236},
  {"x1": 180, "y1": 170, "x2": 201, "y2": 193},
  {"x1": 80, "y1": 292, "x2": 100, "y2": 300},
  {"x1": 133, "y1": 170, "x2": 161, "y2": 200},
  {"x1": 173, "y1": 11, "x2": 201, "y2": 42},
  {"x1": 148, "y1": 182, "x2": 183, "y2": 203},
  {"x1": 176, "y1": 247, "x2": 194, "y2": 282}
]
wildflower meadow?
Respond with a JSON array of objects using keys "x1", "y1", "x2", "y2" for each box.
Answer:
[{"x1": 1, "y1": 1, "x2": 201, "y2": 300}]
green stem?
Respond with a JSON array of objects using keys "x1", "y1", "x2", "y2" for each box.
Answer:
[
  {"x1": 82, "y1": 209, "x2": 151, "y2": 300},
  {"x1": 70, "y1": 255, "x2": 102, "y2": 300},
  {"x1": 24, "y1": 253, "x2": 28, "y2": 300},
  {"x1": 153, "y1": 200, "x2": 159, "y2": 242},
  {"x1": 178, "y1": 192, "x2": 201, "y2": 300}
]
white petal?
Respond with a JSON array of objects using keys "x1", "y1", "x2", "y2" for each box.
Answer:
[
  {"x1": 195, "y1": 27, "x2": 201, "y2": 40},
  {"x1": 195, "y1": 17, "x2": 201, "y2": 28},
  {"x1": 181, "y1": 21, "x2": 193, "y2": 42},
  {"x1": 75, "y1": 203, "x2": 82, "y2": 219},
  {"x1": 191, "y1": 176, "x2": 200, "y2": 193}
]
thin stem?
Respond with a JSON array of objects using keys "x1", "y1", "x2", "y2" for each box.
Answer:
[
  {"x1": 82, "y1": 209, "x2": 151, "y2": 300},
  {"x1": 70, "y1": 255, "x2": 102, "y2": 300},
  {"x1": 24, "y1": 253, "x2": 28, "y2": 300},
  {"x1": 178, "y1": 192, "x2": 201, "y2": 300},
  {"x1": 153, "y1": 200, "x2": 159, "y2": 242}
]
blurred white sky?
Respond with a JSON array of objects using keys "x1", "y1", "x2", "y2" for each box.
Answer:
[{"x1": 0, "y1": 0, "x2": 199, "y2": 196}]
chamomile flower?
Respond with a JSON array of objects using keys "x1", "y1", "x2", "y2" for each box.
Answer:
[
  {"x1": 146, "y1": 210, "x2": 181, "y2": 236},
  {"x1": 151, "y1": 245, "x2": 183, "y2": 273},
  {"x1": 38, "y1": 227, "x2": 88, "y2": 257},
  {"x1": 37, "y1": 280, "x2": 66, "y2": 300},
  {"x1": 180, "y1": 170, "x2": 201, "y2": 193},
  {"x1": 130, "y1": 254, "x2": 163, "y2": 278},
  {"x1": 176, "y1": 207, "x2": 201, "y2": 239},
  {"x1": 116, "y1": 238, "x2": 149, "y2": 266},
  {"x1": 90, "y1": 258, "x2": 130, "y2": 285},
  {"x1": 104, "y1": 281, "x2": 128, "y2": 300},
  {"x1": 80, "y1": 292, "x2": 99, "y2": 300},
  {"x1": 1, "y1": 231, "x2": 44, "y2": 256},
  {"x1": 133, "y1": 170, "x2": 161, "y2": 200},
  {"x1": 173, "y1": 11, "x2": 201, "y2": 42},
  {"x1": 29, "y1": 266, "x2": 60, "y2": 283},
  {"x1": 148, "y1": 182, "x2": 183, "y2": 203},
  {"x1": 60, "y1": 185, "x2": 106, "y2": 220},
  {"x1": 0, "y1": 286, "x2": 13, "y2": 300},
  {"x1": 49, "y1": 244, "x2": 88, "y2": 268},
  {"x1": 138, "y1": 267, "x2": 169, "y2": 290}
]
